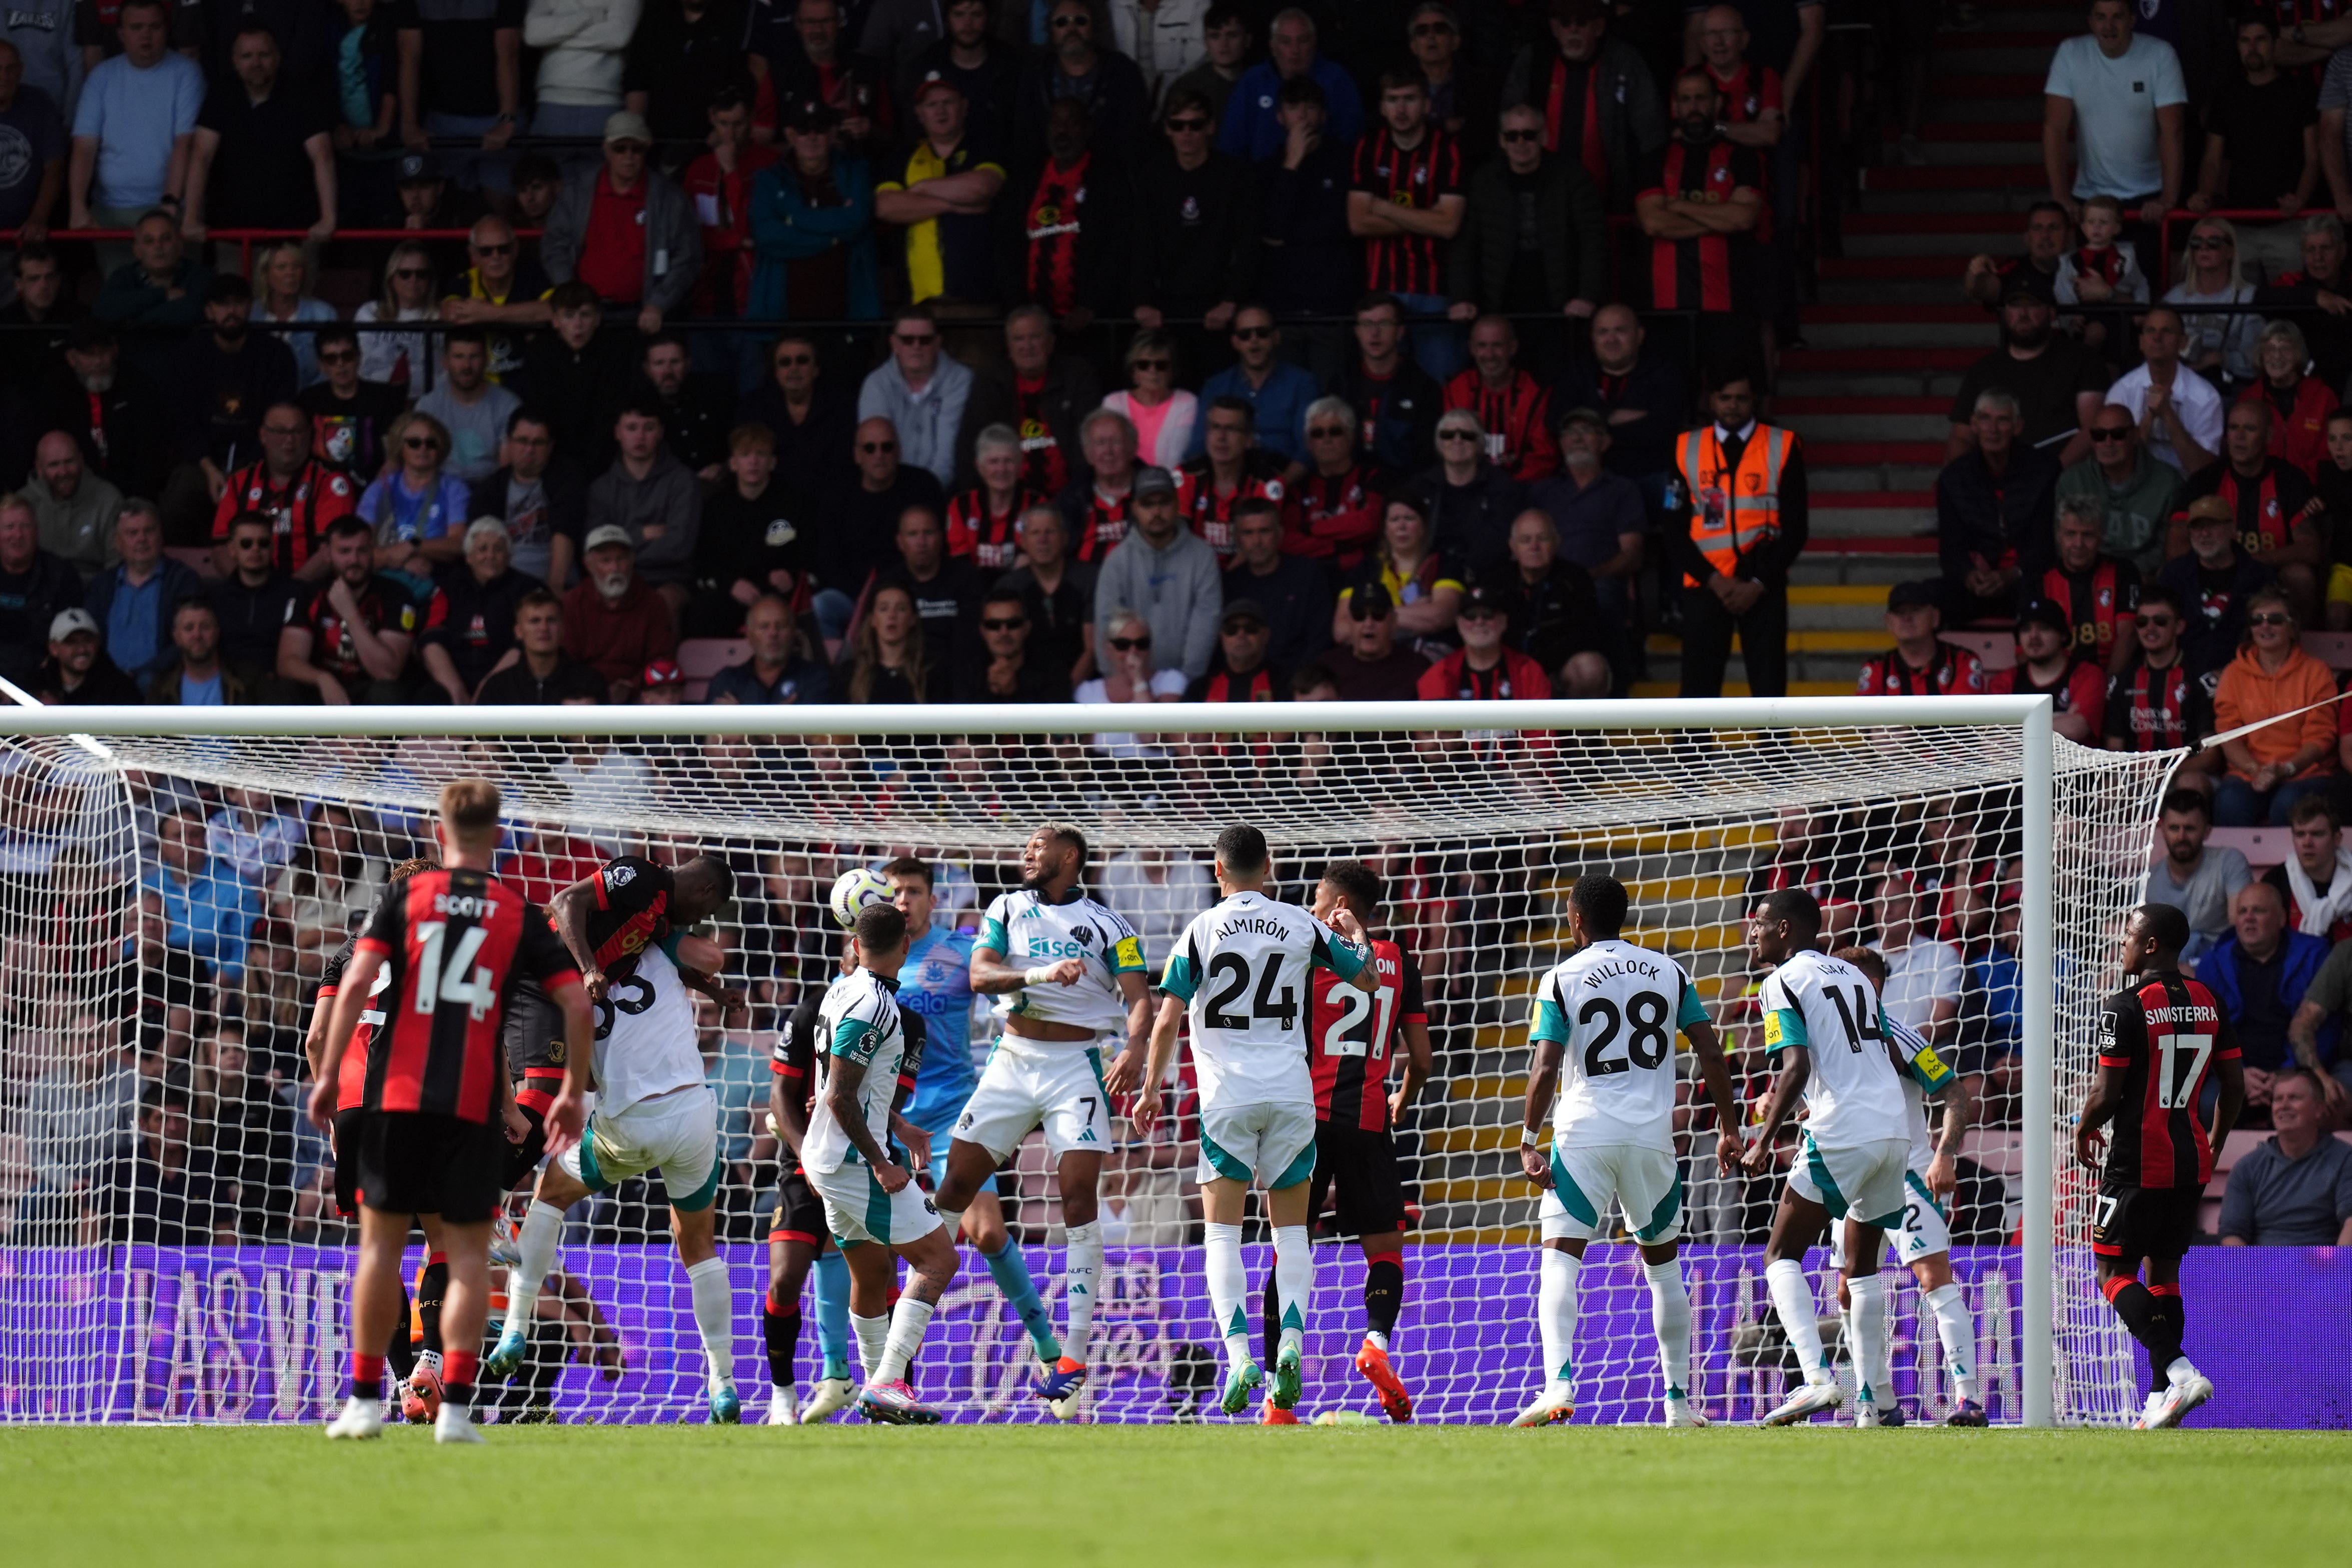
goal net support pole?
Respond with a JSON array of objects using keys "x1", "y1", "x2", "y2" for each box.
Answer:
[{"x1": 2, "y1": 695, "x2": 2113, "y2": 1427}]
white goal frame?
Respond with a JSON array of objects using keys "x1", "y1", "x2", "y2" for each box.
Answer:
[{"x1": 6, "y1": 694, "x2": 2067, "y2": 1425}]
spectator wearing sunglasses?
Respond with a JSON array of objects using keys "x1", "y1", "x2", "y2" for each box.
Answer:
[
  {"x1": 539, "y1": 111, "x2": 704, "y2": 339},
  {"x1": 441, "y1": 217, "x2": 554, "y2": 384},
  {"x1": 1446, "y1": 104, "x2": 1607, "y2": 351},
  {"x1": 858, "y1": 303, "x2": 973, "y2": 490},
  {"x1": 2103, "y1": 596, "x2": 2209, "y2": 760},
  {"x1": 298, "y1": 326, "x2": 405, "y2": 485},
  {"x1": 1325, "y1": 581, "x2": 1431, "y2": 702},
  {"x1": 739, "y1": 331, "x2": 860, "y2": 502},
  {"x1": 1011, "y1": 0, "x2": 1151, "y2": 170},
  {"x1": 956, "y1": 587, "x2": 1070, "y2": 703},
  {"x1": 1189, "y1": 305, "x2": 1319, "y2": 465},
  {"x1": 2054, "y1": 401, "x2": 2182, "y2": 579},
  {"x1": 814, "y1": 416, "x2": 946, "y2": 645},
  {"x1": 2210, "y1": 588, "x2": 2337, "y2": 825},
  {"x1": 1133, "y1": 89, "x2": 1258, "y2": 343},
  {"x1": 1101, "y1": 330, "x2": 1198, "y2": 470}
]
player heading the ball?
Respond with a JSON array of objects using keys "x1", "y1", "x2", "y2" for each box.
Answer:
[{"x1": 1137, "y1": 825, "x2": 1379, "y2": 1419}]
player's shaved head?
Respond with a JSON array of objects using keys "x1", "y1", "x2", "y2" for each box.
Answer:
[
  {"x1": 2131, "y1": 901, "x2": 2190, "y2": 956},
  {"x1": 674, "y1": 854, "x2": 737, "y2": 922},
  {"x1": 1215, "y1": 824, "x2": 1270, "y2": 877},
  {"x1": 1834, "y1": 945, "x2": 1888, "y2": 990},
  {"x1": 853, "y1": 901, "x2": 908, "y2": 957},
  {"x1": 1569, "y1": 874, "x2": 1628, "y2": 939},
  {"x1": 438, "y1": 779, "x2": 502, "y2": 844},
  {"x1": 1318, "y1": 858, "x2": 1382, "y2": 918},
  {"x1": 1759, "y1": 887, "x2": 1822, "y2": 938}
]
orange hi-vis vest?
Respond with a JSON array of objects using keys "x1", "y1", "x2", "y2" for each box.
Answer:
[{"x1": 1676, "y1": 423, "x2": 1794, "y2": 588}]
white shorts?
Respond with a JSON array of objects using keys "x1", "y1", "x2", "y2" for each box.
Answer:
[
  {"x1": 558, "y1": 1084, "x2": 721, "y2": 1211},
  {"x1": 1538, "y1": 1140, "x2": 1684, "y2": 1244},
  {"x1": 806, "y1": 1157, "x2": 946, "y2": 1248},
  {"x1": 952, "y1": 1038, "x2": 1114, "y2": 1160},
  {"x1": 1828, "y1": 1166, "x2": 1953, "y2": 1268},
  {"x1": 1786, "y1": 1134, "x2": 1911, "y2": 1230},
  {"x1": 1197, "y1": 1100, "x2": 1317, "y2": 1190}
]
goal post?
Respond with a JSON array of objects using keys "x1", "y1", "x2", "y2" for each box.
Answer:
[{"x1": 0, "y1": 696, "x2": 2168, "y2": 1427}]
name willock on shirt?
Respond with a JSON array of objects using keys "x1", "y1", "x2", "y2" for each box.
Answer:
[{"x1": 1579, "y1": 957, "x2": 1662, "y2": 987}]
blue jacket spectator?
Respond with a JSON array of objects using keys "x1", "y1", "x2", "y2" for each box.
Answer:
[
  {"x1": 745, "y1": 141, "x2": 880, "y2": 323},
  {"x1": 83, "y1": 504, "x2": 199, "y2": 683},
  {"x1": 1190, "y1": 327, "x2": 1321, "y2": 464},
  {"x1": 1217, "y1": 35, "x2": 1363, "y2": 163},
  {"x1": 2201, "y1": 884, "x2": 2336, "y2": 1073},
  {"x1": 143, "y1": 806, "x2": 262, "y2": 992}
]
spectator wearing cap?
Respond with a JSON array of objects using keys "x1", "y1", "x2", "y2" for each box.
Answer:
[
  {"x1": 1668, "y1": 369, "x2": 1804, "y2": 699},
  {"x1": 745, "y1": 96, "x2": 881, "y2": 330},
  {"x1": 2055, "y1": 401, "x2": 2181, "y2": 577},
  {"x1": 475, "y1": 586, "x2": 605, "y2": 703},
  {"x1": 1326, "y1": 581, "x2": 1430, "y2": 701},
  {"x1": 859, "y1": 303, "x2": 973, "y2": 491},
  {"x1": 1417, "y1": 575, "x2": 1555, "y2": 700},
  {"x1": 621, "y1": 0, "x2": 757, "y2": 148},
  {"x1": 1255, "y1": 75, "x2": 1356, "y2": 358},
  {"x1": 636, "y1": 658, "x2": 685, "y2": 703},
  {"x1": 707, "y1": 589, "x2": 832, "y2": 705},
  {"x1": 957, "y1": 585, "x2": 1068, "y2": 703},
  {"x1": 1962, "y1": 202, "x2": 2071, "y2": 312},
  {"x1": 417, "y1": 517, "x2": 536, "y2": 703},
  {"x1": 1945, "y1": 288, "x2": 2104, "y2": 466},
  {"x1": 2106, "y1": 306, "x2": 2222, "y2": 476},
  {"x1": 1419, "y1": 406, "x2": 1526, "y2": 579},
  {"x1": 2156, "y1": 495, "x2": 2271, "y2": 679},
  {"x1": 562, "y1": 524, "x2": 677, "y2": 703},
  {"x1": 1221, "y1": 494, "x2": 1331, "y2": 673},
  {"x1": 36, "y1": 606, "x2": 141, "y2": 703},
  {"x1": 1937, "y1": 387, "x2": 2061, "y2": 626},
  {"x1": 0, "y1": 496, "x2": 84, "y2": 689},
  {"x1": 183, "y1": 22, "x2": 336, "y2": 245},
  {"x1": 1446, "y1": 104, "x2": 1607, "y2": 350},
  {"x1": 2041, "y1": 0, "x2": 2185, "y2": 240},
  {"x1": 1187, "y1": 597, "x2": 1284, "y2": 703},
  {"x1": 83, "y1": 503, "x2": 197, "y2": 682},
  {"x1": 998, "y1": 97, "x2": 1135, "y2": 336},
  {"x1": 1988, "y1": 598, "x2": 2104, "y2": 743},
  {"x1": 1133, "y1": 87, "x2": 1259, "y2": 339},
  {"x1": 2210, "y1": 587, "x2": 2336, "y2": 825},
  {"x1": 540, "y1": 111, "x2": 703, "y2": 338},
  {"x1": 1498, "y1": 506, "x2": 1606, "y2": 687},
  {"x1": 1218, "y1": 6, "x2": 1362, "y2": 166},
  {"x1": 1094, "y1": 465, "x2": 1221, "y2": 683},
  {"x1": 1856, "y1": 581, "x2": 1987, "y2": 697},
  {"x1": 900, "y1": 1, "x2": 1017, "y2": 153},
  {"x1": 875, "y1": 71, "x2": 1004, "y2": 309},
  {"x1": 1498, "y1": 0, "x2": 1664, "y2": 214},
  {"x1": 390, "y1": 149, "x2": 481, "y2": 233},
  {"x1": 2219, "y1": 1069, "x2": 2352, "y2": 1244},
  {"x1": 586, "y1": 403, "x2": 701, "y2": 619},
  {"x1": 522, "y1": 0, "x2": 635, "y2": 145},
  {"x1": 2174, "y1": 399, "x2": 2323, "y2": 620},
  {"x1": 66, "y1": 0, "x2": 203, "y2": 244}
]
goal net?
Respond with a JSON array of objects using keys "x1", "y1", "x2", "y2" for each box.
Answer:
[{"x1": 0, "y1": 700, "x2": 2173, "y2": 1426}]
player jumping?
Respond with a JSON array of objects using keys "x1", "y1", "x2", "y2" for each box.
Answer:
[
  {"x1": 1138, "y1": 825, "x2": 1379, "y2": 1418},
  {"x1": 1741, "y1": 888, "x2": 1914, "y2": 1427},
  {"x1": 310, "y1": 779, "x2": 592, "y2": 1442},
  {"x1": 1259, "y1": 859, "x2": 1433, "y2": 1425},
  {"x1": 1833, "y1": 946, "x2": 1988, "y2": 1427},
  {"x1": 946, "y1": 824, "x2": 1153, "y2": 1418},
  {"x1": 2076, "y1": 903, "x2": 2242, "y2": 1429},
  {"x1": 1513, "y1": 874, "x2": 1744, "y2": 1429},
  {"x1": 806, "y1": 902, "x2": 960, "y2": 1422}
]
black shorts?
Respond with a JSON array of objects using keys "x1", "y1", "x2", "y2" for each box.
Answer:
[
  {"x1": 504, "y1": 988, "x2": 570, "y2": 1078},
  {"x1": 2091, "y1": 1180, "x2": 2200, "y2": 1262},
  {"x1": 501, "y1": 1101, "x2": 548, "y2": 1188},
  {"x1": 333, "y1": 1107, "x2": 368, "y2": 1218},
  {"x1": 1309, "y1": 1122, "x2": 1407, "y2": 1237},
  {"x1": 350, "y1": 1111, "x2": 508, "y2": 1223},
  {"x1": 769, "y1": 1165, "x2": 826, "y2": 1246}
]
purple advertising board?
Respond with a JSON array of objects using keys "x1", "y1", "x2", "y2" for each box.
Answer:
[{"x1": 3, "y1": 1244, "x2": 2345, "y2": 1426}]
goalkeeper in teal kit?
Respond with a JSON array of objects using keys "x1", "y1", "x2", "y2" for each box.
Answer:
[{"x1": 879, "y1": 859, "x2": 1063, "y2": 1375}]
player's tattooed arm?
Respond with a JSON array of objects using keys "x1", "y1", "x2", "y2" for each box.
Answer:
[
  {"x1": 824, "y1": 1057, "x2": 909, "y2": 1190},
  {"x1": 1739, "y1": 1047, "x2": 1811, "y2": 1178},
  {"x1": 1683, "y1": 1017, "x2": 1747, "y2": 1177},
  {"x1": 1104, "y1": 970, "x2": 1153, "y2": 1094},
  {"x1": 1325, "y1": 906, "x2": 1380, "y2": 993},
  {"x1": 1519, "y1": 1039, "x2": 1565, "y2": 1183},
  {"x1": 1926, "y1": 1074, "x2": 1974, "y2": 1196},
  {"x1": 1131, "y1": 995, "x2": 1188, "y2": 1134}
]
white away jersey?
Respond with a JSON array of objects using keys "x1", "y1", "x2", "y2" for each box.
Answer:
[
  {"x1": 1531, "y1": 938, "x2": 1711, "y2": 1148},
  {"x1": 1756, "y1": 948, "x2": 1909, "y2": 1147},
  {"x1": 1160, "y1": 891, "x2": 1370, "y2": 1111},
  {"x1": 1883, "y1": 1014, "x2": 1960, "y2": 1169},
  {"x1": 589, "y1": 941, "x2": 704, "y2": 1117},
  {"x1": 802, "y1": 968, "x2": 908, "y2": 1175},
  {"x1": 978, "y1": 888, "x2": 1147, "y2": 1040}
]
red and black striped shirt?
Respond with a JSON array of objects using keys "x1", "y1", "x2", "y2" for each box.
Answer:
[
  {"x1": 1349, "y1": 125, "x2": 1462, "y2": 297},
  {"x1": 1442, "y1": 368, "x2": 1558, "y2": 481},
  {"x1": 1023, "y1": 154, "x2": 1091, "y2": 315},
  {"x1": 2098, "y1": 972, "x2": 2238, "y2": 1190},
  {"x1": 1638, "y1": 136, "x2": 1761, "y2": 316},
  {"x1": 354, "y1": 869, "x2": 580, "y2": 1123},
  {"x1": 2041, "y1": 557, "x2": 2141, "y2": 663},
  {"x1": 1856, "y1": 644, "x2": 1986, "y2": 696},
  {"x1": 2102, "y1": 656, "x2": 2205, "y2": 752},
  {"x1": 1176, "y1": 454, "x2": 1288, "y2": 557},
  {"x1": 1068, "y1": 487, "x2": 1130, "y2": 562},
  {"x1": 1288, "y1": 466, "x2": 1387, "y2": 566},
  {"x1": 579, "y1": 855, "x2": 676, "y2": 973},
  {"x1": 946, "y1": 486, "x2": 1044, "y2": 571},
  {"x1": 1310, "y1": 939, "x2": 1426, "y2": 1131}
]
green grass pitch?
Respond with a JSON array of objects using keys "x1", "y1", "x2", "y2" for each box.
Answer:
[{"x1": 4, "y1": 1425, "x2": 2347, "y2": 1565}]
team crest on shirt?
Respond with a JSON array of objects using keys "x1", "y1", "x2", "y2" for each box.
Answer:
[
  {"x1": 2097, "y1": 587, "x2": 2112, "y2": 607},
  {"x1": 764, "y1": 518, "x2": 797, "y2": 546},
  {"x1": 1068, "y1": 924, "x2": 1095, "y2": 950},
  {"x1": 1180, "y1": 195, "x2": 1201, "y2": 222},
  {"x1": 2264, "y1": 497, "x2": 2280, "y2": 519},
  {"x1": 607, "y1": 864, "x2": 637, "y2": 889}
]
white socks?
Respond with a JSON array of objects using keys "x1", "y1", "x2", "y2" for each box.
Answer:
[
  {"x1": 1765, "y1": 1258, "x2": 1832, "y2": 1383},
  {"x1": 851, "y1": 1311, "x2": 890, "y2": 1383},
  {"x1": 1062, "y1": 1220, "x2": 1102, "y2": 1361},
  {"x1": 1538, "y1": 1247, "x2": 1581, "y2": 1395},
  {"x1": 934, "y1": 1205, "x2": 965, "y2": 1242},
  {"x1": 507, "y1": 1200, "x2": 564, "y2": 1325},
  {"x1": 876, "y1": 1294, "x2": 935, "y2": 1384},
  {"x1": 1272, "y1": 1225, "x2": 1311, "y2": 1355},
  {"x1": 1847, "y1": 1273, "x2": 1889, "y2": 1407},
  {"x1": 1643, "y1": 1257, "x2": 1691, "y2": 1401},
  {"x1": 1923, "y1": 1281, "x2": 1979, "y2": 1404},
  {"x1": 686, "y1": 1255, "x2": 734, "y2": 1390},
  {"x1": 1204, "y1": 1222, "x2": 1250, "y2": 1369}
]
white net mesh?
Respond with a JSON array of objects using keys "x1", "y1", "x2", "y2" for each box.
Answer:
[{"x1": 0, "y1": 711, "x2": 2175, "y2": 1425}]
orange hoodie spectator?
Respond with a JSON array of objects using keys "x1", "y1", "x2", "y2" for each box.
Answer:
[{"x1": 2211, "y1": 589, "x2": 2338, "y2": 826}]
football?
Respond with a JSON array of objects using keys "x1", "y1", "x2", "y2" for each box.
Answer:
[{"x1": 828, "y1": 866, "x2": 894, "y2": 930}]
